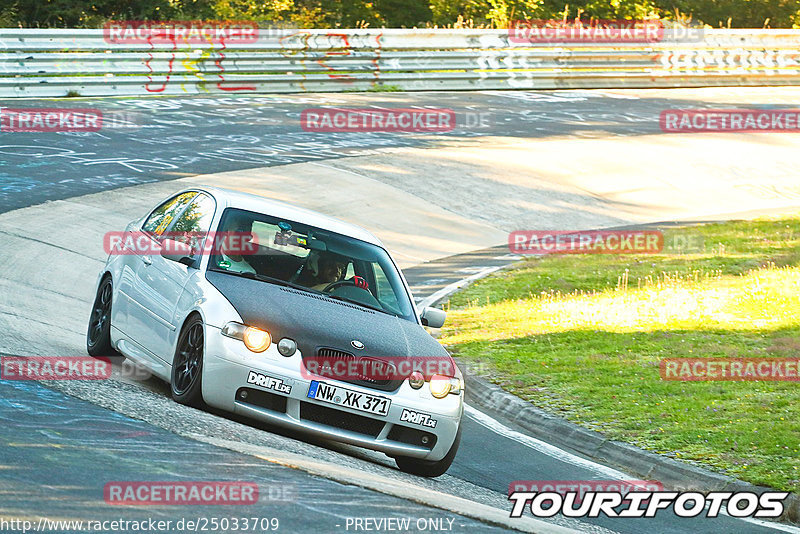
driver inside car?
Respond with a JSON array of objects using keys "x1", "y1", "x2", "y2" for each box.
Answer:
[
  {"x1": 311, "y1": 253, "x2": 348, "y2": 291},
  {"x1": 297, "y1": 251, "x2": 348, "y2": 291}
]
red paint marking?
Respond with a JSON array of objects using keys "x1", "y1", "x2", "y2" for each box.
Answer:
[
  {"x1": 214, "y1": 36, "x2": 256, "y2": 92},
  {"x1": 372, "y1": 32, "x2": 383, "y2": 82},
  {"x1": 144, "y1": 35, "x2": 174, "y2": 93},
  {"x1": 323, "y1": 33, "x2": 351, "y2": 56}
]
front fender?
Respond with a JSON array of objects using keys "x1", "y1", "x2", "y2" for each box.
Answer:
[{"x1": 167, "y1": 272, "x2": 243, "y2": 366}]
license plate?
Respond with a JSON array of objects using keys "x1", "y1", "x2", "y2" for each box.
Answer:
[{"x1": 307, "y1": 381, "x2": 390, "y2": 416}]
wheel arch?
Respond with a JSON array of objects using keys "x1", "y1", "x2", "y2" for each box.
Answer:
[
  {"x1": 180, "y1": 310, "x2": 204, "y2": 330},
  {"x1": 169, "y1": 310, "x2": 206, "y2": 407},
  {"x1": 170, "y1": 310, "x2": 205, "y2": 365}
]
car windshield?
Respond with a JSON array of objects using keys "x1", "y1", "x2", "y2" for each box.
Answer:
[{"x1": 208, "y1": 208, "x2": 417, "y2": 322}]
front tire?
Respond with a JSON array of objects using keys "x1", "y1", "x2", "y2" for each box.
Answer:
[
  {"x1": 395, "y1": 424, "x2": 461, "y2": 477},
  {"x1": 87, "y1": 276, "x2": 119, "y2": 357},
  {"x1": 171, "y1": 316, "x2": 205, "y2": 407}
]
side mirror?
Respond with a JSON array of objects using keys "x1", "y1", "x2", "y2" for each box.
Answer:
[
  {"x1": 420, "y1": 306, "x2": 446, "y2": 328},
  {"x1": 160, "y1": 239, "x2": 197, "y2": 268}
]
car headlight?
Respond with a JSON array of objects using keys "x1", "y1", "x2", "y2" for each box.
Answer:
[
  {"x1": 222, "y1": 321, "x2": 271, "y2": 353},
  {"x1": 244, "y1": 327, "x2": 271, "y2": 352},
  {"x1": 429, "y1": 374, "x2": 462, "y2": 398}
]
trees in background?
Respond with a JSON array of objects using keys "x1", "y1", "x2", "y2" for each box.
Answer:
[
  {"x1": 1, "y1": 0, "x2": 798, "y2": 28},
  {"x1": 654, "y1": 0, "x2": 800, "y2": 28}
]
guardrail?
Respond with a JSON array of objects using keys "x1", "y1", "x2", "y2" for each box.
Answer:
[{"x1": 1, "y1": 28, "x2": 799, "y2": 97}]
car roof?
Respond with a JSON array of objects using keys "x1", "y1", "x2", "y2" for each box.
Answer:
[{"x1": 194, "y1": 186, "x2": 383, "y2": 247}]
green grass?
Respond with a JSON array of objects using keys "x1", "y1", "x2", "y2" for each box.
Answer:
[
  {"x1": 441, "y1": 218, "x2": 800, "y2": 492},
  {"x1": 340, "y1": 83, "x2": 404, "y2": 93},
  {"x1": 366, "y1": 84, "x2": 402, "y2": 92}
]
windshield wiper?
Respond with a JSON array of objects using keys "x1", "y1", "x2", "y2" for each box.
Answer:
[
  {"x1": 325, "y1": 294, "x2": 396, "y2": 316},
  {"x1": 209, "y1": 268, "x2": 318, "y2": 294}
]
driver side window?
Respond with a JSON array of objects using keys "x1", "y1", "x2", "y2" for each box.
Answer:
[
  {"x1": 169, "y1": 193, "x2": 216, "y2": 252},
  {"x1": 142, "y1": 192, "x2": 197, "y2": 238}
]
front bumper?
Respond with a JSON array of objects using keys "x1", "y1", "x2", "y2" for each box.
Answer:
[{"x1": 202, "y1": 325, "x2": 463, "y2": 461}]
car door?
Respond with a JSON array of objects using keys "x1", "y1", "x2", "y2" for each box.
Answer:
[
  {"x1": 115, "y1": 191, "x2": 197, "y2": 338},
  {"x1": 127, "y1": 192, "x2": 216, "y2": 361}
]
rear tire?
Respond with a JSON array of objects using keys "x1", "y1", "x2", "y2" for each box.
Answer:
[
  {"x1": 395, "y1": 424, "x2": 461, "y2": 477},
  {"x1": 171, "y1": 316, "x2": 205, "y2": 408},
  {"x1": 86, "y1": 276, "x2": 120, "y2": 358}
]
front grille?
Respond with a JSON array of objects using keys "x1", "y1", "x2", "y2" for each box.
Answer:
[
  {"x1": 317, "y1": 347, "x2": 356, "y2": 360},
  {"x1": 300, "y1": 401, "x2": 384, "y2": 438},
  {"x1": 235, "y1": 387, "x2": 287, "y2": 413},
  {"x1": 306, "y1": 347, "x2": 403, "y2": 392},
  {"x1": 387, "y1": 424, "x2": 437, "y2": 450}
]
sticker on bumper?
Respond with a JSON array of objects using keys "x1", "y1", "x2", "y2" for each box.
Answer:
[
  {"x1": 400, "y1": 408, "x2": 438, "y2": 428},
  {"x1": 247, "y1": 371, "x2": 292, "y2": 394}
]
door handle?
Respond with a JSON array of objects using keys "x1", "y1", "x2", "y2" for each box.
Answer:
[{"x1": 141, "y1": 255, "x2": 152, "y2": 266}]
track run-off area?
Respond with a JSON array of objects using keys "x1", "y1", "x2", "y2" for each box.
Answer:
[{"x1": 1, "y1": 87, "x2": 800, "y2": 533}]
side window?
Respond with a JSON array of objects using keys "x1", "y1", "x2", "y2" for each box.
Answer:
[
  {"x1": 169, "y1": 193, "x2": 216, "y2": 250},
  {"x1": 373, "y1": 263, "x2": 400, "y2": 311},
  {"x1": 142, "y1": 192, "x2": 197, "y2": 238}
]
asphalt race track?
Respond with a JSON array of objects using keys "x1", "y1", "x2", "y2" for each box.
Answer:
[
  {"x1": 2, "y1": 88, "x2": 800, "y2": 534},
  {"x1": 0, "y1": 380, "x2": 511, "y2": 533}
]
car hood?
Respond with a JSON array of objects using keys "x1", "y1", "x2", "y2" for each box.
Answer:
[{"x1": 206, "y1": 271, "x2": 451, "y2": 363}]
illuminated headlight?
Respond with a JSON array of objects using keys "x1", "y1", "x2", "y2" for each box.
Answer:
[
  {"x1": 408, "y1": 371, "x2": 424, "y2": 389},
  {"x1": 429, "y1": 374, "x2": 461, "y2": 398},
  {"x1": 277, "y1": 338, "x2": 297, "y2": 357},
  {"x1": 222, "y1": 322, "x2": 271, "y2": 353},
  {"x1": 244, "y1": 328, "x2": 271, "y2": 352}
]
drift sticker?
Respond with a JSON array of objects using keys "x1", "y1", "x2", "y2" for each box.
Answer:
[
  {"x1": 246, "y1": 371, "x2": 292, "y2": 394},
  {"x1": 400, "y1": 408, "x2": 438, "y2": 428}
]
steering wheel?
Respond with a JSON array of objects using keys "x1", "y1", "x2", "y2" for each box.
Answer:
[
  {"x1": 322, "y1": 280, "x2": 356, "y2": 292},
  {"x1": 323, "y1": 276, "x2": 369, "y2": 293}
]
